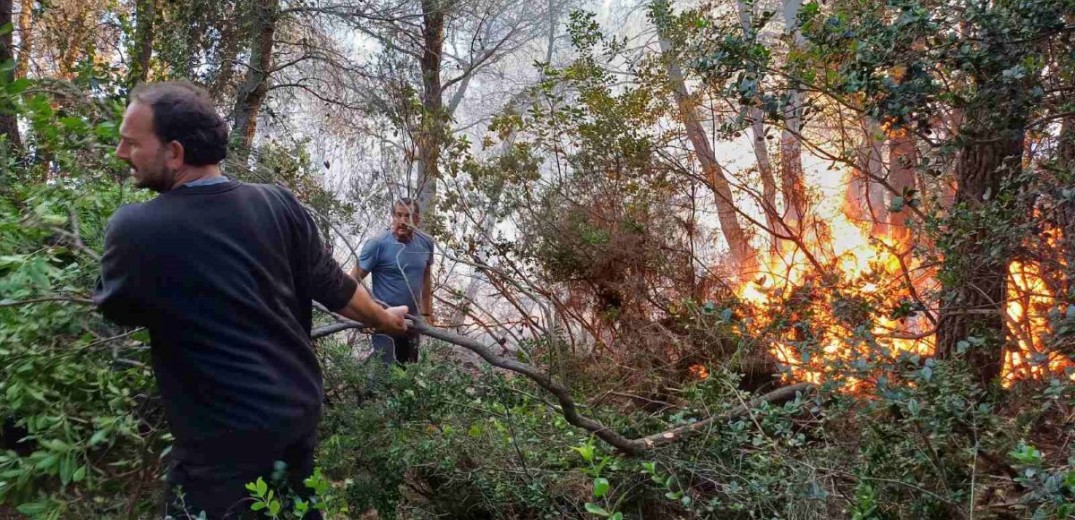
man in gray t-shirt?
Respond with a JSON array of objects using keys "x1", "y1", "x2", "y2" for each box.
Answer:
[{"x1": 351, "y1": 198, "x2": 435, "y2": 364}]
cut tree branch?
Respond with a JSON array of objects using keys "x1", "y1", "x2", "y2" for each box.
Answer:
[{"x1": 312, "y1": 307, "x2": 816, "y2": 455}]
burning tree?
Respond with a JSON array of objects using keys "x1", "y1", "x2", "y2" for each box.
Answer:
[{"x1": 642, "y1": 0, "x2": 1075, "y2": 391}]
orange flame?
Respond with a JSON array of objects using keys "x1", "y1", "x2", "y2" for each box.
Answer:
[
  {"x1": 734, "y1": 165, "x2": 935, "y2": 386},
  {"x1": 1003, "y1": 257, "x2": 1075, "y2": 387},
  {"x1": 688, "y1": 364, "x2": 710, "y2": 380},
  {"x1": 731, "y1": 163, "x2": 1073, "y2": 388}
]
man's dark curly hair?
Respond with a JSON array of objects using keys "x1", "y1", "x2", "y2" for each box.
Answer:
[{"x1": 130, "y1": 81, "x2": 229, "y2": 166}]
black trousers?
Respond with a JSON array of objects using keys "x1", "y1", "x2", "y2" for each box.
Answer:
[
  {"x1": 371, "y1": 331, "x2": 421, "y2": 365},
  {"x1": 163, "y1": 429, "x2": 322, "y2": 519}
]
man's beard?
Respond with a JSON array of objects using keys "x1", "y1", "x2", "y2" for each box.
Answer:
[{"x1": 132, "y1": 158, "x2": 175, "y2": 193}]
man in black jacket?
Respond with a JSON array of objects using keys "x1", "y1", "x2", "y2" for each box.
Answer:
[{"x1": 93, "y1": 81, "x2": 407, "y2": 519}]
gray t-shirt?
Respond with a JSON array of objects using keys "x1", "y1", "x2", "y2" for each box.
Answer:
[{"x1": 359, "y1": 229, "x2": 435, "y2": 314}]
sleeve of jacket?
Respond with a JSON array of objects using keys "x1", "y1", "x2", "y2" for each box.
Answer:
[
  {"x1": 281, "y1": 188, "x2": 357, "y2": 312},
  {"x1": 93, "y1": 206, "x2": 154, "y2": 326}
]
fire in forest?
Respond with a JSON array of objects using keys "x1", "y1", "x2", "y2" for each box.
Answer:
[{"x1": 731, "y1": 164, "x2": 1072, "y2": 388}]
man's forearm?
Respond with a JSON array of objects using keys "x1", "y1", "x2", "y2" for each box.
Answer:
[{"x1": 338, "y1": 284, "x2": 389, "y2": 328}]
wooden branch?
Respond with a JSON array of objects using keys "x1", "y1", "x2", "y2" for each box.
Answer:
[
  {"x1": 632, "y1": 383, "x2": 815, "y2": 449},
  {"x1": 411, "y1": 319, "x2": 647, "y2": 453},
  {"x1": 312, "y1": 309, "x2": 816, "y2": 455},
  {"x1": 0, "y1": 295, "x2": 95, "y2": 307}
]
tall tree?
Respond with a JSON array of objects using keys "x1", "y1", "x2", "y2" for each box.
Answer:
[
  {"x1": 129, "y1": 0, "x2": 157, "y2": 83},
  {"x1": 653, "y1": 0, "x2": 756, "y2": 272},
  {"x1": 887, "y1": 127, "x2": 917, "y2": 243},
  {"x1": 229, "y1": 0, "x2": 279, "y2": 164},
  {"x1": 281, "y1": 0, "x2": 563, "y2": 225},
  {"x1": 0, "y1": 0, "x2": 21, "y2": 149},
  {"x1": 14, "y1": 0, "x2": 29, "y2": 78},
  {"x1": 736, "y1": 0, "x2": 780, "y2": 254},
  {"x1": 933, "y1": 1, "x2": 1050, "y2": 386},
  {"x1": 415, "y1": 0, "x2": 447, "y2": 219},
  {"x1": 778, "y1": 0, "x2": 807, "y2": 230}
]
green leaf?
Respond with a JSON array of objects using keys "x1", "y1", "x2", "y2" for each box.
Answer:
[
  {"x1": 59, "y1": 117, "x2": 89, "y2": 134},
  {"x1": 593, "y1": 477, "x2": 610, "y2": 498},
  {"x1": 16, "y1": 502, "x2": 49, "y2": 515},
  {"x1": 251, "y1": 502, "x2": 266, "y2": 511},
  {"x1": 584, "y1": 503, "x2": 610, "y2": 517},
  {"x1": 0, "y1": 254, "x2": 27, "y2": 267},
  {"x1": 59, "y1": 454, "x2": 74, "y2": 485},
  {"x1": 256, "y1": 477, "x2": 268, "y2": 496},
  {"x1": 36, "y1": 453, "x2": 58, "y2": 471},
  {"x1": 0, "y1": 23, "x2": 12, "y2": 37},
  {"x1": 72, "y1": 465, "x2": 86, "y2": 483},
  {"x1": 1058, "y1": 504, "x2": 1073, "y2": 519},
  {"x1": 906, "y1": 398, "x2": 920, "y2": 415},
  {"x1": 94, "y1": 121, "x2": 119, "y2": 141},
  {"x1": 39, "y1": 213, "x2": 66, "y2": 226},
  {"x1": 6, "y1": 77, "x2": 30, "y2": 95},
  {"x1": 572, "y1": 443, "x2": 595, "y2": 463},
  {"x1": 269, "y1": 500, "x2": 281, "y2": 516},
  {"x1": 89, "y1": 429, "x2": 109, "y2": 446},
  {"x1": 1010, "y1": 442, "x2": 1043, "y2": 465},
  {"x1": 1064, "y1": 469, "x2": 1075, "y2": 490},
  {"x1": 610, "y1": 514, "x2": 623, "y2": 520}
]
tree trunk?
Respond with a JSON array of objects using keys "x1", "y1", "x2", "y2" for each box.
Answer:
[
  {"x1": 780, "y1": 106, "x2": 806, "y2": 226},
  {"x1": 210, "y1": 17, "x2": 241, "y2": 100},
  {"x1": 936, "y1": 114, "x2": 1025, "y2": 386},
  {"x1": 779, "y1": 0, "x2": 807, "y2": 231},
  {"x1": 415, "y1": 0, "x2": 446, "y2": 224},
  {"x1": 656, "y1": 27, "x2": 755, "y2": 272},
  {"x1": 737, "y1": 0, "x2": 778, "y2": 254},
  {"x1": 845, "y1": 118, "x2": 887, "y2": 230},
  {"x1": 229, "y1": 0, "x2": 278, "y2": 165},
  {"x1": 1060, "y1": 116, "x2": 1075, "y2": 171},
  {"x1": 754, "y1": 111, "x2": 779, "y2": 252},
  {"x1": 14, "y1": 0, "x2": 29, "y2": 79},
  {"x1": 887, "y1": 129, "x2": 917, "y2": 244},
  {"x1": 129, "y1": 0, "x2": 156, "y2": 83},
  {"x1": 0, "y1": 0, "x2": 21, "y2": 150},
  {"x1": 1057, "y1": 115, "x2": 1075, "y2": 296}
]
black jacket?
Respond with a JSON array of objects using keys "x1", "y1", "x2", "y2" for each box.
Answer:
[{"x1": 94, "y1": 181, "x2": 356, "y2": 463}]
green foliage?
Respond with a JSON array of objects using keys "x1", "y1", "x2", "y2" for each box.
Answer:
[
  {"x1": 243, "y1": 468, "x2": 343, "y2": 519},
  {"x1": 0, "y1": 70, "x2": 166, "y2": 518}
]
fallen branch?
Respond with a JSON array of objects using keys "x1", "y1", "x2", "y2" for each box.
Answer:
[
  {"x1": 313, "y1": 310, "x2": 817, "y2": 455},
  {"x1": 311, "y1": 321, "x2": 368, "y2": 338},
  {"x1": 0, "y1": 295, "x2": 95, "y2": 307},
  {"x1": 632, "y1": 383, "x2": 815, "y2": 449},
  {"x1": 408, "y1": 319, "x2": 647, "y2": 453}
]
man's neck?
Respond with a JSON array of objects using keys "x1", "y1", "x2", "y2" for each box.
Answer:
[{"x1": 170, "y1": 164, "x2": 224, "y2": 190}]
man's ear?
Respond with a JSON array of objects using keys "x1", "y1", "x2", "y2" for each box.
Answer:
[{"x1": 166, "y1": 140, "x2": 185, "y2": 168}]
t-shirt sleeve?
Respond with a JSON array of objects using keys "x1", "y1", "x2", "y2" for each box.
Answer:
[
  {"x1": 358, "y1": 236, "x2": 379, "y2": 273},
  {"x1": 283, "y1": 189, "x2": 357, "y2": 312},
  {"x1": 93, "y1": 207, "x2": 153, "y2": 326}
]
